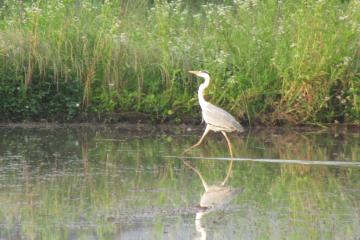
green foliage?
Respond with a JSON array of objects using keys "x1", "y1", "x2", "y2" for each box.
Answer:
[
  {"x1": 0, "y1": 71, "x2": 82, "y2": 121},
  {"x1": 0, "y1": 0, "x2": 359, "y2": 124}
]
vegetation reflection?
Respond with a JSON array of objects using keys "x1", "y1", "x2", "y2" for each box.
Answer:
[{"x1": 0, "y1": 127, "x2": 359, "y2": 239}]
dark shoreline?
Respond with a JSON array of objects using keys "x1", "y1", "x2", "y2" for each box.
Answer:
[{"x1": 0, "y1": 121, "x2": 359, "y2": 134}]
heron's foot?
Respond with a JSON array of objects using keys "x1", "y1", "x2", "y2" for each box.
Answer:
[
  {"x1": 183, "y1": 127, "x2": 209, "y2": 155},
  {"x1": 182, "y1": 147, "x2": 192, "y2": 155},
  {"x1": 182, "y1": 143, "x2": 201, "y2": 155},
  {"x1": 183, "y1": 160, "x2": 195, "y2": 168}
]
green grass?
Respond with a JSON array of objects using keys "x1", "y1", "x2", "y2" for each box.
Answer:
[{"x1": 0, "y1": 0, "x2": 359, "y2": 125}]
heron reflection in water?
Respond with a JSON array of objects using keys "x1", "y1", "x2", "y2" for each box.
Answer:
[
  {"x1": 183, "y1": 160, "x2": 242, "y2": 240},
  {"x1": 185, "y1": 71, "x2": 244, "y2": 156}
]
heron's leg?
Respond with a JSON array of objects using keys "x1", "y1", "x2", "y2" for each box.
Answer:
[
  {"x1": 184, "y1": 125, "x2": 210, "y2": 153},
  {"x1": 221, "y1": 131, "x2": 234, "y2": 185},
  {"x1": 221, "y1": 131, "x2": 233, "y2": 157}
]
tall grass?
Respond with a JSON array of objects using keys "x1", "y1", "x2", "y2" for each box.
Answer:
[{"x1": 0, "y1": 0, "x2": 359, "y2": 124}]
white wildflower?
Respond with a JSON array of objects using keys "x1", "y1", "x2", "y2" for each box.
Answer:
[
  {"x1": 343, "y1": 56, "x2": 351, "y2": 66},
  {"x1": 25, "y1": 5, "x2": 42, "y2": 15},
  {"x1": 215, "y1": 50, "x2": 229, "y2": 65},
  {"x1": 277, "y1": 25, "x2": 285, "y2": 35},
  {"x1": 114, "y1": 19, "x2": 121, "y2": 28},
  {"x1": 228, "y1": 76, "x2": 237, "y2": 84},
  {"x1": 193, "y1": 13, "x2": 202, "y2": 19},
  {"x1": 339, "y1": 15, "x2": 348, "y2": 21},
  {"x1": 119, "y1": 33, "x2": 128, "y2": 44}
]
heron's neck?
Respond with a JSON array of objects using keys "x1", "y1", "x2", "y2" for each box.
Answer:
[{"x1": 198, "y1": 75, "x2": 210, "y2": 108}]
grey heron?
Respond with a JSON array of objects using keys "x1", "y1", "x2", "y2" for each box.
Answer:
[{"x1": 185, "y1": 70, "x2": 244, "y2": 155}]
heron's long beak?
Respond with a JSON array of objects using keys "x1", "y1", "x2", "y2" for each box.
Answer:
[{"x1": 188, "y1": 70, "x2": 201, "y2": 76}]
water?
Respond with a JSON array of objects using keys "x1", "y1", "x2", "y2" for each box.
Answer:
[{"x1": 0, "y1": 125, "x2": 359, "y2": 240}]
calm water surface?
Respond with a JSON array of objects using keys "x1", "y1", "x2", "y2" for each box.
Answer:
[{"x1": 0, "y1": 126, "x2": 359, "y2": 239}]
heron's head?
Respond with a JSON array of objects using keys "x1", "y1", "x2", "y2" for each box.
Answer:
[{"x1": 188, "y1": 70, "x2": 210, "y2": 79}]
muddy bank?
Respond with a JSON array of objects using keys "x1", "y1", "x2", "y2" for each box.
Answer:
[{"x1": 0, "y1": 121, "x2": 358, "y2": 136}]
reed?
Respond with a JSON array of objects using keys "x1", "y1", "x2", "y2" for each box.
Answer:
[{"x1": 0, "y1": 0, "x2": 358, "y2": 125}]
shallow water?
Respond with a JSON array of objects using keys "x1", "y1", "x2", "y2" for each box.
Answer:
[{"x1": 0, "y1": 126, "x2": 359, "y2": 240}]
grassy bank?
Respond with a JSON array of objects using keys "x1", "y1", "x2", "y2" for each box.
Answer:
[{"x1": 0, "y1": 0, "x2": 359, "y2": 125}]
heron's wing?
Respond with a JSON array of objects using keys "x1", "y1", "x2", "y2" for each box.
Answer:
[{"x1": 202, "y1": 103, "x2": 243, "y2": 132}]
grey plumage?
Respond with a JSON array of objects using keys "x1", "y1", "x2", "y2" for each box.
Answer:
[{"x1": 202, "y1": 102, "x2": 244, "y2": 132}]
